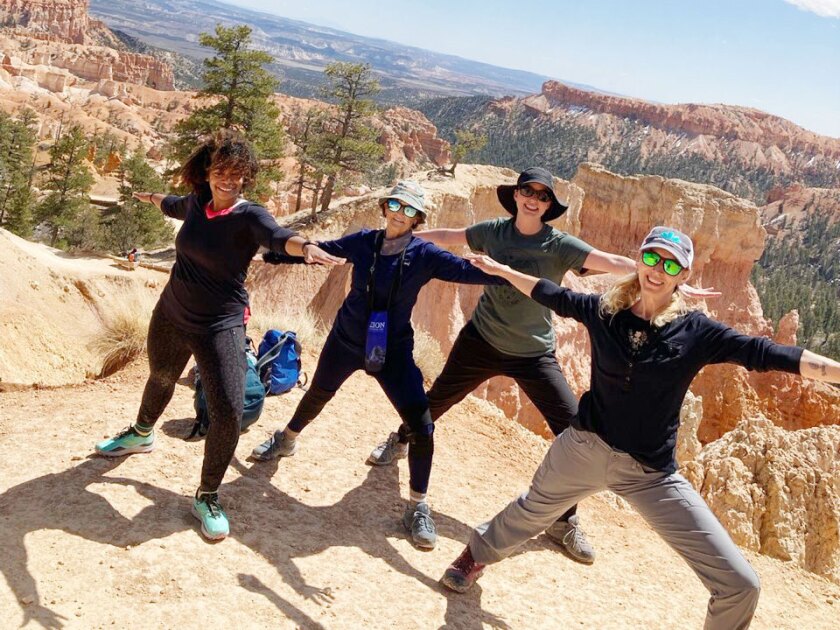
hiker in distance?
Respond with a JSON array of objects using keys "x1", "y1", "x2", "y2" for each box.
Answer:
[
  {"x1": 366, "y1": 167, "x2": 720, "y2": 564},
  {"x1": 440, "y1": 227, "x2": 840, "y2": 629},
  {"x1": 252, "y1": 180, "x2": 507, "y2": 550},
  {"x1": 94, "y1": 130, "x2": 343, "y2": 541}
]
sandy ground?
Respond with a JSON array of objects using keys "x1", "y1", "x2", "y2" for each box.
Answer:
[{"x1": 0, "y1": 355, "x2": 838, "y2": 630}]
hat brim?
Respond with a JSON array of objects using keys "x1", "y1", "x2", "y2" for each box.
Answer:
[
  {"x1": 496, "y1": 185, "x2": 568, "y2": 222},
  {"x1": 378, "y1": 193, "x2": 426, "y2": 217},
  {"x1": 640, "y1": 242, "x2": 691, "y2": 269}
]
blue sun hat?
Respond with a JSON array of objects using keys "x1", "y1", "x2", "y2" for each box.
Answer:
[{"x1": 640, "y1": 226, "x2": 694, "y2": 269}]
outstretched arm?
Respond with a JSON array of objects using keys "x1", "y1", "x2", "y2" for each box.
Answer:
[
  {"x1": 132, "y1": 191, "x2": 164, "y2": 210},
  {"x1": 581, "y1": 249, "x2": 720, "y2": 298},
  {"x1": 467, "y1": 254, "x2": 539, "y2": 296},
  {"x1": 414, "y1": 227, "x2": 468, "y2": 248},
  {"x1": 800, "y1": 350, "x2": 840, "y2": 383}
]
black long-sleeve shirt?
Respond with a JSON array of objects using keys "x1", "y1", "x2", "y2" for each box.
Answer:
[
  {"x1": 157, "y1": 193, "x2": 296, "y2": 333},
  {"x1": 532, "y1": 279, "x2": 804, "y2": 472}
]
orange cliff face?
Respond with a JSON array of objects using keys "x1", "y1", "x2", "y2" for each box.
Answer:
[{"x1": 539, "y1": 81, "x2": 840, "y2": 159}]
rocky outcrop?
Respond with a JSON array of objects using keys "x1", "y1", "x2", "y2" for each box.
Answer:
[
  {"x1": 760, "y1": 184, "x2": 840, "y2": 235},
  {"x1": 0, "y1": 1, "x2": 174, "y2": 90},
  {"x1": 0, "y1": 0, "x2": 89, "y2": 44},
  {"x1": 376, "y1": 107, "x2": 450, "y2": 168},
  {"x1": 539, "y1": 81, "x2": 840, "y2": 160},
  {"x1": 682, "y1": 414, "x2": 840, "y2": 584}
]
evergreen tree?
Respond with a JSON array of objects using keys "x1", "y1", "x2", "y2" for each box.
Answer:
[
  {"x1": 102, "y1": 149, "x2": 173, "y2": 253},
  {"x1": 0, "y1": 108, "x2": 37, "y2": 236},
  {"x1": 441, "y1": 129, "x2": 487, "y2": 175},
  {"x1": 170, "y1": 24, "x2": 285, "y2": 197},
  {"x1": 315, "y1": 62, "x2": 383, "y2": 212},
  {"x1": 286, "y1": 105, "x2": 327, "y2": 216},
  {"x1": 36, "y1": 125, "x2": 94, "y2": 247}
]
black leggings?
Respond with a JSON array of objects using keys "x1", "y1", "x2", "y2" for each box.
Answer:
[
  {"x1": 287, "y1": 332, "x2": 434, "y2": 494},
  {"x1": 137, "y1": 307, "x2": 246, "y2": 492},
  {"x1": 400, "y1": 321, "x2": 579, "y2": 518}
]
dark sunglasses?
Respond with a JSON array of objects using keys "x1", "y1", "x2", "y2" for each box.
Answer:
[
  {"x1": 386, "y1": 198, "x2": 420, "y2": 218},
  {"x1": 641, "y1": 251, "x2": 684, "y2": 276},
  {"x1": 518, "y1": 184, "x2": 553, "y2": 204}
]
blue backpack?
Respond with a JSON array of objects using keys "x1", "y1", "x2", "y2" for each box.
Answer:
[
  {"x1": 257, "y1": 329, "x2": 306, "y2": 395},
  {"x1": 189, "y1": 339, "x2": 275, "y2": 439}
]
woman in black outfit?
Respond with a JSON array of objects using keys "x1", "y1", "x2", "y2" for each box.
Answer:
[
  {"x1": 441, "y1": 226, "x2": 840, "y2": 630},
  {"x1": 95, "y1": 130, "x2": 343, "y2": 541}
]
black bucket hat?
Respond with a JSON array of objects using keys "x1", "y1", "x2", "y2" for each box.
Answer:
[{"x1": 496, "y1": 166, "x2": 568, "y2": 222}]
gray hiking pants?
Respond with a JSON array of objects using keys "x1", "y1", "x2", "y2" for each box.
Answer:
[{"x1": 469, "y1": 427, "x2": 760, "y2": 630}]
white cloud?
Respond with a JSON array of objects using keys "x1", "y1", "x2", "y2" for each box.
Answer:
[{"x1": 784, "y1": 0, "x2": 840, "y2": 18}]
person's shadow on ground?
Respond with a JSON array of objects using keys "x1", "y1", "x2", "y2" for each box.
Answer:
[{"x1": 0, "y1": 434, "x2": 516, "y2": 629}]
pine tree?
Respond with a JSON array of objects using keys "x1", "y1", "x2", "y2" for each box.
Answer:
[
  {"x1": 441, "y1": 129, "x2": 487, "y2": 175},
  {"x1": 102, "y1": 149, "x2": 173, "y2": 253},
  {"x1": 315, "y1": 62, "x2": 383, "y2": 212},
  {"x1": 170, "y1": 24, "x2": 285, "y2": 198},
  {"x1": 0, "y1": 108, "x2": 37, "y2": 236},
  {"x1": 286, "y1": 105, "x2": 328, "y2": 216},
  {"x1": 36, "y1": 125, "x2": 95, "y2": 247}
]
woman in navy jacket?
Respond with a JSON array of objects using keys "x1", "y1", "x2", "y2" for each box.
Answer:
[
  {"x1": 440, "y1": 226, "x2": 840, "y2": 630},
  {"x1": 253, "y1": 180, "x2": 506, "y2": 550}
]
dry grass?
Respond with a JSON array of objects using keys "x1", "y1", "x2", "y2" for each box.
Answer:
[
  {"x1": 247, "y1": 299, "x2": 328, "y2": 351},
  {"x1": 413, "y1": 328, "x2": 446, "y2": 385},
  {"x1": 90, "y1": 296, "x2": 154, "y2": 377}
]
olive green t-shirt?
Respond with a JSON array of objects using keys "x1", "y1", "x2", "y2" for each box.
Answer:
[{"x1": 465, "y1": 217, "x2": 593, "y2": 357}]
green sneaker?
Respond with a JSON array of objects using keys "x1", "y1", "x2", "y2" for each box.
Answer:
[
  {"x1": 95, "y1": 426, "x2": 155, "y2": 457},
  {"x1": 191, "y1": 491, "x2": 229, "y2": 540}
]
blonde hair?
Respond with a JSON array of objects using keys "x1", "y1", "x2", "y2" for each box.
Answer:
[{"x1": 599, "y1": 273, "x2": 691, "y2": 327}]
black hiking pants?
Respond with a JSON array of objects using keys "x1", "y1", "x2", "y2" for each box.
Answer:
[
  {"x1": 399, "y1": 321, "x2": 579, "y2": 519},
  {"x1": 287, "y1": 331, "x2": 434, "y2": 494},
  {"x1": 137, "y1": 307, "x2": 246, "y2": 492}
]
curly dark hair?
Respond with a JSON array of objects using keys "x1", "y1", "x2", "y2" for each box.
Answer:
[{"x1": 179, "y1": 129, "x2": 259, "y2": 195}]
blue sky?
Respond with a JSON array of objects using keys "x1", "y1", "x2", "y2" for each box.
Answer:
[{"x1": 226, "y1": 0, "x2": 840, "y2": 137}]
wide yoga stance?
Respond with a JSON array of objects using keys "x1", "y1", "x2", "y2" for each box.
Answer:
[
  {"x1": 440, "y1": 226, "x2": 840, "y2": 629},
  {"x1": 366, "y1": 167, "x2": 719, "y2": 563},
  {"x1": 94, "y1": 130, "x2": 343, "y2": 541},
  {"x1": 252, "y1": 180, "x2": 506, "y2": 549}
]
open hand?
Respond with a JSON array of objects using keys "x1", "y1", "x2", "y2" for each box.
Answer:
[
  {"x1": 303, "y1": 244, "x2": 345, "y2": 266},
  {"x1": 465, "y1": 253, "x2": 510, "y2": 276},
  {"x1": 679, "y1": 284, "x2": 721, "y2": 299}
]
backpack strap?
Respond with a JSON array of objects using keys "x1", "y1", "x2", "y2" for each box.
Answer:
[{"x1": 255, "y1": 332, "x2": 290, "y2": 371}]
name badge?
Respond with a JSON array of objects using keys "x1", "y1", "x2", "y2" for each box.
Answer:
[{"x1": 365, "y1": 310, "x2": 388, "y2": 373}]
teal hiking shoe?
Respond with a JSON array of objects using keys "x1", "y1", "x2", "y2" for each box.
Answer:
[
  {"x1": 95, "y1": 426, "x2": 155, "y2": 457},
  {"x1": 191, "y1": 491, "x2": 229, "y2": 540}
]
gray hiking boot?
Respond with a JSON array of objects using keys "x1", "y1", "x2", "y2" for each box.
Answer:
[
  {"x1": 367, "y1": 431, "x2": 408, "y2": 466},
  {"x1": 403, "y1": 502, "x2": 437, "y2": 549},
  {"x1": 545, "y1": 514, "x2": 595, "y2": 564},
  {"x1": 251, "y1": 430, "x2": 299, "y2": 461}
]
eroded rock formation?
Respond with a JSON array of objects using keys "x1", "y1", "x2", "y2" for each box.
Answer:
[{"x1": 682, "y1": 414, "x2": 840, "y2": 584}]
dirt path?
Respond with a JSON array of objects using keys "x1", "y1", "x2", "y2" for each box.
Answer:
[{"x1": 0, "y1": 356, "x2": 837, "y2": 629}]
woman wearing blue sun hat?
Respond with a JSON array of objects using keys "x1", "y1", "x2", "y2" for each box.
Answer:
[{"x1": 253, "y1": 180, "x2": 506, "y2": 549}]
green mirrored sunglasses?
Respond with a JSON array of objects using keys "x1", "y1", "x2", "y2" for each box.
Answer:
[{"x1": 641, "y1": 251, "x2": 683, "y2": 276}]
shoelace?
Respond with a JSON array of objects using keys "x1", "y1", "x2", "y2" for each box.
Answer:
[
  {"x1": 115, "y1": 426, "x2": 137, "y2": 439},
  {"x1": 200, "y1": 493, "x2": 222, "y2": 518},
  {"x1": 413, "y1": 509, "x2": 435, "y2": 534},
  {"x1": 563, "y1": 524, "x2": 587, "y2": 549}
]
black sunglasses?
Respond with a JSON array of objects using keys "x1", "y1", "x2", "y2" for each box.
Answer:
[{"x1": 518, "y1": 184, "x2": 553, "y2": 204}]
